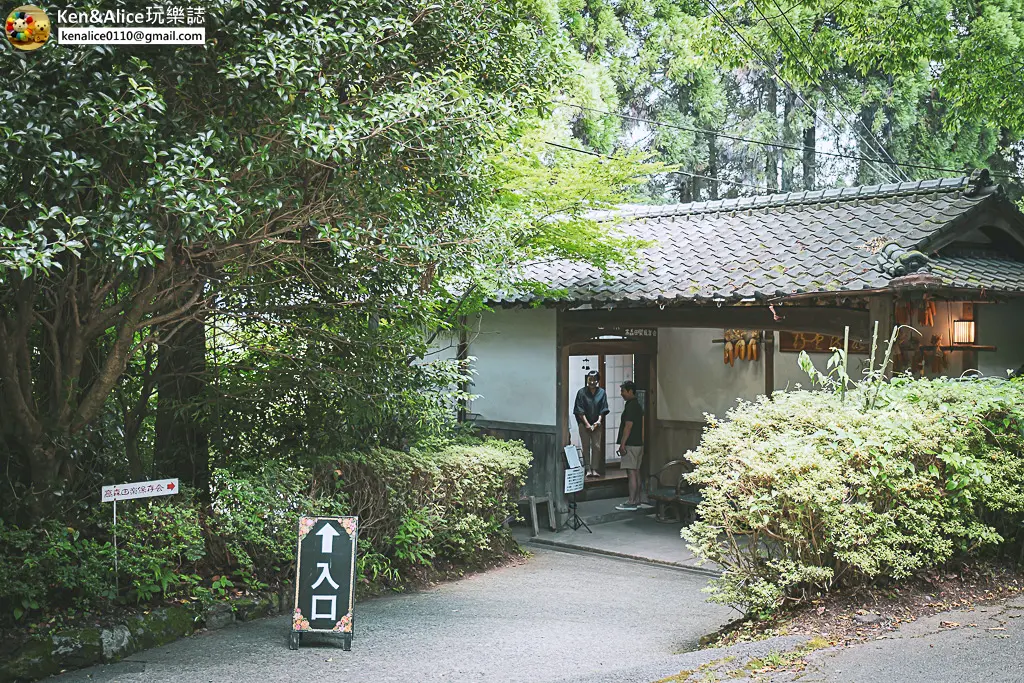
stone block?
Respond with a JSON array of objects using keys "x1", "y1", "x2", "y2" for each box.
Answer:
[
  {"x1": 204, "y1": 603, "x2": 235, "y2": 631},
  {"x1": 232, "y1": 594, "x2": 276, "y2": 622},
  {"x1": 100, "y1": 624, "x2": 134, "y2": 662}
]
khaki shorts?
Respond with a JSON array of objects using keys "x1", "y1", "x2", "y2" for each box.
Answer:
[{"x1": 621, "y1": 445, "x2": 643, "y2": 470}]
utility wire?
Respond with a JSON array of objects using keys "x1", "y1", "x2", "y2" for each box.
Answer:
[
  {"x1": 562, "y1": 102, "x2": 1024, "y2": 181},
  {"x1": 542, "y1": 140, "x2": 771, "y2": 191},
  {"x1": 566, "y1": 102, "x2": 928, "y2": 171},
  {"x1": 697, "y1": 0, "x2": 902, "y2": 183},
  {"x1": 758, "y1": 0, "x2": 910, "y2": 179},
  {"x1": 705, "y1": 0, "x2": 901, "y2": 182}
]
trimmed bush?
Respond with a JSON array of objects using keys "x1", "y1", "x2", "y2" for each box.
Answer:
[
  {"x1": 683, "y1": 378, "x2": 1024, "y2": 617},
  {"x1": 0, "y1": 437, "x2": 532, "y2": 625},
  {"x1": 332, "y1": 438, "x2": 533, "y2": 579}
]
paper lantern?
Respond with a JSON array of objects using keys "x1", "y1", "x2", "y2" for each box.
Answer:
[{"x1": 952, "y1": 320, "x2": 976, "y2": 345}]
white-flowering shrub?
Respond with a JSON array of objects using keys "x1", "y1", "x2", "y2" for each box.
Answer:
[{"x1": 683, "y1": 377, "x2": 1024, "y2": 616}]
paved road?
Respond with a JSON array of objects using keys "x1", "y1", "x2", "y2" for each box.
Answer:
[
  {"x1": 53, "y1": 548, "x2": 735, "y2": 683},
  {"x1": 763, "y1": 593, "x2": 1024, "y2": 683}
]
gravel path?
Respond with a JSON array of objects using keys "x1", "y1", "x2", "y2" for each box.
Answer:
[{"x1": 51, "y1": 547, "x2": 735, "y2": 683}]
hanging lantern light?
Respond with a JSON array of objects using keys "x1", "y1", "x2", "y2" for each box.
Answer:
[{"x1": 952, "y1": 320, "x2": 976, "y2": 345}]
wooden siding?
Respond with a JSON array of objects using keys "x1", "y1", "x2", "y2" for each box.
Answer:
[
  {"x1": 650, "y1": 419, "x2": 706, "y2": 473},
  {"x1": 471, "y1": 419, "x2": 564, "y2": 513}
]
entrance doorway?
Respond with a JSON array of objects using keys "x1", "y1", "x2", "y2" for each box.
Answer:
[
  {"x1": 560, "y1": 328, "x2": 657, "y2": 501},
  {"x1": 568, "y1": 354, "x2": 634, "y2": 477}
]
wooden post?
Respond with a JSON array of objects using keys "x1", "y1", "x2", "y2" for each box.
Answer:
[
  {"x1": 456, "y1": 316, "x2": 468, "y2": 423},
  {"x1": 555, "y1": 308, "x2": 567, "y2": 521},
  {"x1": 763, "y1": 329, "x2": 775, "y2": 399}
]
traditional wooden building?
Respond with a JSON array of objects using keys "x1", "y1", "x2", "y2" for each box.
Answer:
[{"x1": 439, "y1": 171, "x2": 1024, "y2": 519}]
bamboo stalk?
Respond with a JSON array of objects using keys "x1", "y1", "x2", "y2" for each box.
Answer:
[
  {"x1": 870, "y1": 325, "x2": 901, "y2": 410},
  {"x1": 841, "y1": 326, "x2": 850, "y2": 403}
]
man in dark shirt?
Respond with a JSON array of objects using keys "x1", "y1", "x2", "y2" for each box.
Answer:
[
  {"x1": 615, "y1": 380, "x2": 645, "y2": 511},
  {"x1": 573, "y1": 371, "x2": 609, "y2": 478}
]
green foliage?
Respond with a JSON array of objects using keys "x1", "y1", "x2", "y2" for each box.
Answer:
[
  {"x1": 557, "y1": 0, "x2": 1024, "y2": 200},
  {"x1": 207, "y1": 464, "x2": 346, "y2": 576},
  {"x1": 334, "y1": 437, "x2": 533, "y2": 570},
  {"x1": 0, "y1": 520, "x2": 115, "y2": 620},
  {"x1": 0, "y1": 0, "x2": 658, "y2": 523},
  {"x1": 683, "y1": 378, "x2": 1024, "y2": 617},
  {"x1": 0, "y1": 438, "x2": 531, "y2": 624},
  {"x1": 114, "y1": 495, "x2": 206, "y2": 603}
]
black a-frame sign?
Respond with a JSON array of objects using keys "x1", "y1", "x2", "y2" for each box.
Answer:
[{"x1": 289, "y1": 516, "x2": 359, "y2": 650}]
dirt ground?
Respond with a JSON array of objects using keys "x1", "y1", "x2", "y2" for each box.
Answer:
[{"x1": 708, "y1": 559, "x2": 1024, "y2": 649}]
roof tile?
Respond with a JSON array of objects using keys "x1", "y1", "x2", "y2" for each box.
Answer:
[{"x1": 497, "y1": 177, "x2": 1023, "y2": 304}]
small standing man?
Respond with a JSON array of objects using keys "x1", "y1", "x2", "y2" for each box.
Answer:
[
  {"x1": 615, "y1": 380, "x2": 645, "y2": 511},
  {"x1": 573, "y1": 370, "x2": 610, "y2": 478}
]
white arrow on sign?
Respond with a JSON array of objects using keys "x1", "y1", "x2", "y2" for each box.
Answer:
[{"x1": 316, "y1": 524, "x2": 340, "y2": 553}]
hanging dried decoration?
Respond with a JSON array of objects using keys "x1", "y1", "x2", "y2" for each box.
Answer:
[{"x1": 722, "y1": 329, "x2": 761, "y2": 366}]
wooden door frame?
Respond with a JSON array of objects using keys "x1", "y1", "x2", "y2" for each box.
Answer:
[{"x1": 557, "y1": 315, "x2": 658, "y2": 466}]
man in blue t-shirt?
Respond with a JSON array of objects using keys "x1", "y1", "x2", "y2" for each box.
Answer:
[
  {"x1": 615, "y1": 380, "x2": 645, "y2": 511},
  {"x1": 573, "y1": 371, "x2": 609, "y2": 478}
]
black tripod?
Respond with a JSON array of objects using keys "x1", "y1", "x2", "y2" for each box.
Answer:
[{"x1": 565, "y1": 490, "x2": 591, "y2": 532}]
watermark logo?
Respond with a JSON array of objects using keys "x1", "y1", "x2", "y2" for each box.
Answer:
[
  {"x1": 55, "y1": 4, "x2": 205, "y2": 45},
  {"x1": 6, "y1": 4, "x2": 50, "y2": 50}
]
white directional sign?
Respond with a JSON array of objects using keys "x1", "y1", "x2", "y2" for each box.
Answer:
[
  {"x1": 564, "y1": 466, "x2": 585, "y2": 494},
  {"x1": 563, "y1": 444, "x2": 582, "y2": 469},
  {"x1": 101, "y1": 478, "x2": 179, "y2": 502},
  {"x1": 317, "y1": 524, "x2": 340, "y2": 553}
]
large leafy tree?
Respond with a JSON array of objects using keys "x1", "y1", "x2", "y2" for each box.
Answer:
[
  {"x1": 558, "y1": 0, "x2": 1024, "y2": 196},
  {"x1": 0, "y1": 0, "x2": 575, "y2": 521}
]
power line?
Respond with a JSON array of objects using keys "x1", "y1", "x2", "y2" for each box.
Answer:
[
  {"x1": 542, "y1": 140, "x2": 771, "y2": 191},
  {"x1": 703, "y1": 0, "x2": 902, "y2": 182},
  {"x1": 758, "y1": 0, "x2": 910, "y2": 179},
  {"x1": 562, "y1": 101, "x2": 1024, "y2": 181},
  {"x1": 565, "y1": 102, "x2": 922, "y2": 168},
  {"x1": 696, "y1": 0, "x2": 903, "y2": 183}
]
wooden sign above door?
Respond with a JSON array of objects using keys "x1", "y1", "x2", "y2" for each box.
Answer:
[
  {"x1": 593, "y1": 326, "x2": 657, "y2": 339},
  {"x1": 779, "y1": 331, "x2": 869, "y2": 354},
  {"x1": 563, "y1": 325, "x2": 658, "y2": 347}
]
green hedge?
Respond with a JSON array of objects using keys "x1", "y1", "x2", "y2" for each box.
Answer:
[
  {"x1": 0, "y1": 438, "x2": 532, "y2": 625},
  {"x1": 683, "y1": 378, "x2": 1024, "y2": 617}
]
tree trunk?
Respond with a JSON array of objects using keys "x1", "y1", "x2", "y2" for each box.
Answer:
[
  {"x1": 857, "y1": 105, "x2": 878, "y2": 184},
  {"x1": 782, "y1": 91, "x2": 797, "y2": 192},
  {"x1": 765, "y1": 76, "x2": 779, "y2": 192},
  {"x1": 123, "y1": 349, "x2": 156, "y2": 482},
  {"x1": 154, "y1": 314, "x2": 210, "y2": 496},
  {"x1": 802, "y1": 125, "x2": 816, "y2": 190},
  {"x1": 708, "y1": 133, "x2": 719, "y2": 200},
  {"x1": 677, "y1": 175, "x2": 694, "y2": 203}
]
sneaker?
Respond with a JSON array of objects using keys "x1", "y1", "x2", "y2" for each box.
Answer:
[
  {"x1": 615, "y1": 502, "x2": 639, "y2": 511},
  {"x1": 637, "y1": 501, "x2": 654, "y2": 510}
]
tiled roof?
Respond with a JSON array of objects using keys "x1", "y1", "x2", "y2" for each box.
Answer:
[
  {"x1": 496, "y1": 175, "x2": 1024, "y2": 305},
  {"x1": 931, "y1": 257, "x2": 1024, "y2": 293}
]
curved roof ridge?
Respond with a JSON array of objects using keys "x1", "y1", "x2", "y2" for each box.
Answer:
[{"x1": 596, "y1": 176, "x2": 971, "y2": 222}]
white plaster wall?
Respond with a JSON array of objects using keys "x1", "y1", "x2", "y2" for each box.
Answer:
[
  {"x1": 467, "y1": 308, "x2": 557, "y2": 425},
  {"x1": 653, "y1": 300, "x2": 1024, "y2": 423},
  {"x1": 419, "y1": 333, "x2": 460, "y2": 364},
  {"x1": 656, "y1": 328, "x2": 835, "y2": 422},
  {"x1": 657, "y1": 328, "x2": 761, "y2": 422},
  {"x1": 977, "y1": 300, "x2": 1024, "y2": 377}
]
